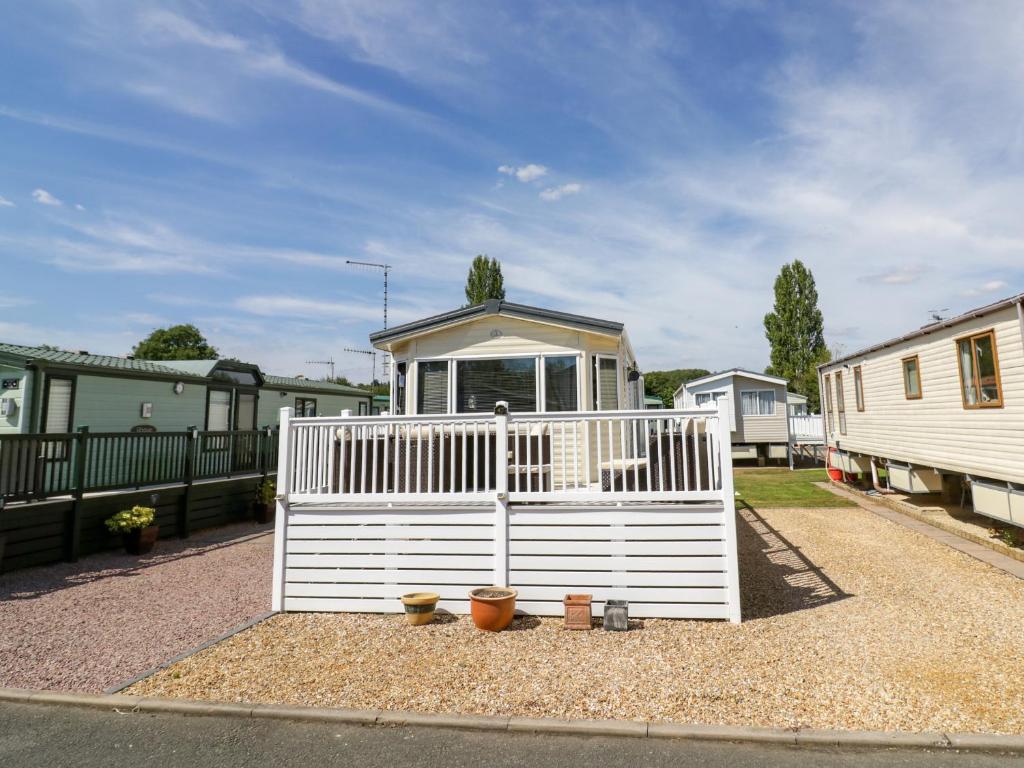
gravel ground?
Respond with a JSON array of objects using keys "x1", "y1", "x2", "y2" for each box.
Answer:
[
  {"x1": 129, "y1": 506, "x2": 1024, "y2": 734},
  {"x1": 0, "y1": 523, "x2": 273, "y2": 693}
]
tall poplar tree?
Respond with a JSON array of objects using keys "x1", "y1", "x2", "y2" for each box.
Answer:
[
  {"x1": 464, "y1": 255, "x2": 506, "y2": 305},
  {"x1": 763, "y1": 260, "x2": 829, "y2": 411}
]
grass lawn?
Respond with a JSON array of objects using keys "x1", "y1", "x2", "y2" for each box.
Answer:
[{"x1": 733, "y1": 467, "x2": 854, "y2": 509}]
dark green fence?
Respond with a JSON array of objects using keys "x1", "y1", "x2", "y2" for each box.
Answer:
[{"x1": 0, "y1": 427, "x2": 279, "y2": 504}]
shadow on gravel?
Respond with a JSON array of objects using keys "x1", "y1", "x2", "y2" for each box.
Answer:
[
  {"x1": 0, "y1": 523, "x2": 273, "y2": 601},
  {"x1": 736, "y1": 504, "x2": 852, "y2": 620}
]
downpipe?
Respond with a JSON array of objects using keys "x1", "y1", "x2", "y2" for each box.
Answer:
[{"x1": 870, "y1": 457, "x2": 895, "y2": 494}]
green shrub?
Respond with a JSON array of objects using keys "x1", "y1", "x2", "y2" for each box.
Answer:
[
  {"x1": 105, "y1": 505, "x2": 156, "y2": 534},
  {"x1": 257, "y1": 479, "x2": 276, "y2": 505}
]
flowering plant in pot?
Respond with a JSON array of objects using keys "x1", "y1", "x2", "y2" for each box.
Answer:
[
  {"x1": 254, "y1": 479, "x2": 276, "y2": 524},
  {"x1": 105, "y1": 506, "x2": 159, "y2": 555},
  {"x1": 469, "y1": 587, "x2": 517, "y2": 632}
]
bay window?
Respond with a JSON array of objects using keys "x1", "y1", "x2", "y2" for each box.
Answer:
[
  {"x1": 456, "y1": 357, "x2": 536, "y2": 413},
  {"x1": 543, "y1": 356, "x2": 578, "y2": 411}
]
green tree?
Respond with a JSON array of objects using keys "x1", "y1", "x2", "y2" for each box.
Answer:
[
  {"x1": 132, "y1": 324, "x2": 218, "y2": 360},
  {"x1": 464, "y1": 255, "x2": 506, "y2": 305},
  {"x1": 763, "y1": 260, "x2": 829, "y2": 411},
  {"x1": 643, "y1": 368, "x2": 711, "y2": 408}
]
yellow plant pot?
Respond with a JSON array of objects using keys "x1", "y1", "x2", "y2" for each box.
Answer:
[{"x1": 400, "y1": 592, "x2": 440, "y2": 625}]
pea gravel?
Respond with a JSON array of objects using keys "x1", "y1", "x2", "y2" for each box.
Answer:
[
  {"x1": 0, "y1": 524, "x2": 273, "y2": 693},
  {"x1": 125, "y1": 506, "x2": 1024, "y2": 734}
]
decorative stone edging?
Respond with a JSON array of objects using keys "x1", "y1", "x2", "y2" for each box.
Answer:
[{"x1": 2, "y1": 687, "x2": 1023, "y2": 754}]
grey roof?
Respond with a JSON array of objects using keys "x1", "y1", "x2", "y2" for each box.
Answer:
[
  {"x1": 369, "y1": 299, "x2": 624, "y2": 347},
  {"x1": 262, "y1": 374, "x2": 371, "y2": 397},
  {"x1": 822, "y1": 291, "x2": 1024, "y2": 369},
  {"x1": 683, "y1": 368, "x2": 788, "y2": 389},
  {"x1": 158, "y1": 360, "x2": 221, "y2": 377},
  {"x1": 0, "y1": 342, "x2": 201, "y2": 377}
]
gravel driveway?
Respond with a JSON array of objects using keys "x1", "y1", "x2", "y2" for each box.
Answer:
[
  {"x1": 128, "y1": 505, "x2": 1024, "y2": 734},
  {"x1": 0, "y1": 523, "x2": 273, "y2": 693}
]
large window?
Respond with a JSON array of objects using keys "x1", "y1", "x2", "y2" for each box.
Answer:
[
  {"x1": 740, "y1": 390, "x2": 775, "y2": 416},
  {"x1": 295, "y1": 397, "x2": 317, "y2": 417},
  {"x1": 853, "y1": 366, "x2": 865, "y2": 412},
  {"x1": 592, "y1": 356, "x2": 619, "y2": 410},
  {"x1": 456, "y1": 358, "x2": 536, "y2": 413},
  {"x1": 902, "y1": 356, "x2": 922, "y2": 400},
  {"x1": 544, "y1": 356, "x2": 578, "y2": 411},
  {"x1": 835, "y1": 372, "x2": 846, "y2": 435},
  {"x1": 417, "y1": 360, "x2": 449, "y2": 414},
  {"x1": 824, "y1": 374, "x2": 834, "y2": 433},
  {"x1": 235, "y1": 392, "x2": 257, "y2": 430},
  {"x1": 957, "y1": 330, "x2": 1002, "y2": 408}
]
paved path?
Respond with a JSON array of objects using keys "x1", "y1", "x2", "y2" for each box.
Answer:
[
  {"x1": 818, "y1": 483, "x2": 1024, "y2": 580},
  {"x1": 0, "y1": 702, "x2": 1018, "y2": 768},
  {"x1": 0, "y1": 523, "x2": 273, "y2": 692}
]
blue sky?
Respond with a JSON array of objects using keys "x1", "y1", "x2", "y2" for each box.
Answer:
[{"x1": 1, "y1": 1, "x2": 1022, "y2": 382}]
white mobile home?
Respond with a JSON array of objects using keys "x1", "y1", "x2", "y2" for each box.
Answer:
[
  {"x1": 674, "y1": 369, "x2": 790, "y2": 463},
  {"x1": 819, "y1": 293, "x2": 1024, "y2": 528}
]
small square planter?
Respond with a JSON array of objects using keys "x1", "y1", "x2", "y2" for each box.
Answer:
[
  {"x1": 603, "y1": 599, "x2": 629, "y2": 631},
  {"x1": 253, "y1": 501, "x2": 274, "y2": 525},
  {"x1": 122, "y1": 525, "x2": 159, "y2": 556},
  {"x1": 563, "y1": 593, "x2": 593, "y2": 630}
]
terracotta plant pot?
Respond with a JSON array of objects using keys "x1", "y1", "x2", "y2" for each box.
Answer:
[
  {"x1": 400, "y1": 592, "x2": 440, "y2": 625},
  {"x1": 563, "y1": 593, "x2": 593, "y2": 630},
  {"x1": 253, "y1": 501, "x2": 274, "y2": 525},
  {"x1": 469, "y1": 587, "x2": 517, "y2": 632},
  {"x1": 122, "y1": 525, "x2": 159, "y2": 556}
]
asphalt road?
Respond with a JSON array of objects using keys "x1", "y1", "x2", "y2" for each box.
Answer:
[{"x1": 0, "y1": 702, "x2": 1019, "y2": 768}]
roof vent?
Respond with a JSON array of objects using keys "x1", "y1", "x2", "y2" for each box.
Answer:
[
  {"x1": 126, "y1": 355, "x2": 135, "y2": 360},
  {"x1": 77, "y1": 350, "x2": 89, "y2": 355}
]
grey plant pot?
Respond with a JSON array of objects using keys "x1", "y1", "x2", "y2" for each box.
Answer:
[{"x1": 603, "y1": 599, "x2": 629, "y2": 631}]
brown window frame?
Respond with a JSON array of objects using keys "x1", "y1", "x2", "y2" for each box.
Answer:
[
  {"x1": 835, "y1": 371, "x2": 847, "y2": 435},
  {"x1": 853, "y1": 365, "x2": 864, "y2": 411},
  {"x1": 955, "y1": 329, "x2": 1003, "y2": 409},
  {"x1": 823, "y1": 373, "x2": 834, "y2": 434},
  {"x1": 902, "y1": 355, "x2": 922, "y2": 400}
]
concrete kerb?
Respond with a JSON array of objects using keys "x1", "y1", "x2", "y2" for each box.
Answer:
[{"x1": 3, "y1": 687, "x2": 1024, "y2": 754}]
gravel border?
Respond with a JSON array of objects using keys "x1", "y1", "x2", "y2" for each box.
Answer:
[
  {"x1": 2, "y1": 688, "x2": 1024, "y2": 754},
  {"x1": 103, "y1": 611, "x2": 278, "y2": 694}
]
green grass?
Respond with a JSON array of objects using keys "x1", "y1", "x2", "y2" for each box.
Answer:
[{"x1": 733, "y1": 468, "x2": 855, "y2": 509}]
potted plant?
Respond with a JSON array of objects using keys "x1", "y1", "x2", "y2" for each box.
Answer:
[
  {"x1": 254, "y1": 479, "x2": 276, "y2": 524},
  {"x1": 105, "y1": 506, "x2": 159, "y2": 555},
  {"x1": 469, "y1": 587, "x2": 517, "y2": 632},
  {"x1": 400, "y1": 592, "x2": 440, "y2": 625}
]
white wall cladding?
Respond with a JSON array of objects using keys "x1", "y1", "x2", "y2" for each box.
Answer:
[{"x1": 280, "y1": 502, "x2": 737, "y2": 620}]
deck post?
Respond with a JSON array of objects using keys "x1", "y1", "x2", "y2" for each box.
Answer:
[
  {"x1": 493, "y1": 401, "x2": 510, "y2": 588},
  {"x1": 716, "y1": 398, "x2": 742, "y2": 623},
  {"x1": 271, "y1": 407, "x2": 294, "y2": 612},
  {"x1": 65, "y1": 426, "x2": 89, "y2": 563},
  {"x1": 179, "y1": 426, "x2": 197, "y2": 539}
]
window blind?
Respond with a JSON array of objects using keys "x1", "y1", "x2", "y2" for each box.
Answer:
[
  {"x1": 44, "y1": 378, "x2": 73, "y2": 433},
  {"x1": 207, "y1": 390, "x2": 232, "y2": 430},
  {"x1": 457, "y1": 358, "x2": 536, "y2": 413},
  {"x1": 597, "y1": 357, "x2": 618, "y2": 410},
  {"x1": 417, "y1": 361, "x2": 449, "y2": 414}
]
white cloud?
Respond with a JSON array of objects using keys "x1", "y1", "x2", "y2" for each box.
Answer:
[
  {"x1": 498, "y1": 163, "x2": 548, "y2": 182},
  {"x1": 0, "y1": 195, "x2": 14, "y2": 207},
  {"x1": 75, "y1": 203, "x2": 86, "y2": 211},
  {"x1": 32, "y1": 188, "x2": 62, "y2": 206},
  {"x1": 857, "y1": 266, "x2": 925, "y2": 286},
  {"x1": 539, "y1": 183, "x2": 583, "y2": 201},
  {"x1": 963, "y1": 279, "x2": 1009, "y2": 297}
]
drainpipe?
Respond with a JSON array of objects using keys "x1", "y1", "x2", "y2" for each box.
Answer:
[
  {"x1": 1017, "y1": 299, "x2": 1024, "y2": 348},
  {"x1": 870, "y1": 457, "x2": 895, "y2": 494}
]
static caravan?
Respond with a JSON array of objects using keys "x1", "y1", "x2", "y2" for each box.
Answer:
[
  {"x1": 674, "y1": 369, "x2": 790, "y2": 463},
  {"x1": 0, "y1": 342, "x2": 372, "y2": 436},
  {"x1": 819, "y1": 293, "x2": 1024, "y2": 528},
  {"x1": 371, "y1": 299, "x2": 643, "y2": 417}
]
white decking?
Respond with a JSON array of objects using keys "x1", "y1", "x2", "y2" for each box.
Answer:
[{"x1": 271, "y1": 401, "x2": 741, "y2": 622}]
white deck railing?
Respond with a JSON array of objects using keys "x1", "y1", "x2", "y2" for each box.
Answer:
[
  {"x1": 279, "y1": 404, "x2": 729, "y2": 504},
  {"x1": 789, "y1": 414, "x2": 824, "y2": 443}
]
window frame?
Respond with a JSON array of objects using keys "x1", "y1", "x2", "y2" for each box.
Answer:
[
  {"x1": 739, "y1": 388, "x2": 776, "y2": 417},
  {"x1": 294, "y1": 397, "x2": 318, "y2": 417},
  {"x1": 955, "y1": 329, "x2": 1003, "y2": 409},
  {"x1": 823, "y1": 374, "x2": 834, "y2": 434},
  {"x1": 835, "y1": 371, "x2": 846, "y2": 435},
  {"x1": 204, "y1": 387, "x2": 234, "y2": 431},
  {"x1": 391, "y1": 359, "x2": 408, "y2": 415},
  {"x1": 591, "y1": 353, "x2": 621, "y2": 411},
  {"x1": 853, "y1": 365, "x2": 865, "y2": 412},
  {"x1": 902, "y1": 355, "x2": 922, "y2": 400},
  {"x1": 233, "y1": 390, "x2": 258, "y2": 431},
  {"x1": 541, "y1": 354, "x2": 581, "y2": 412},
  {"x1": 41, "y1": 374, "x2": 76, "y2": 434},
  {"x1": 415, "y1": 358, "x2": 452, "y2": 415}
]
